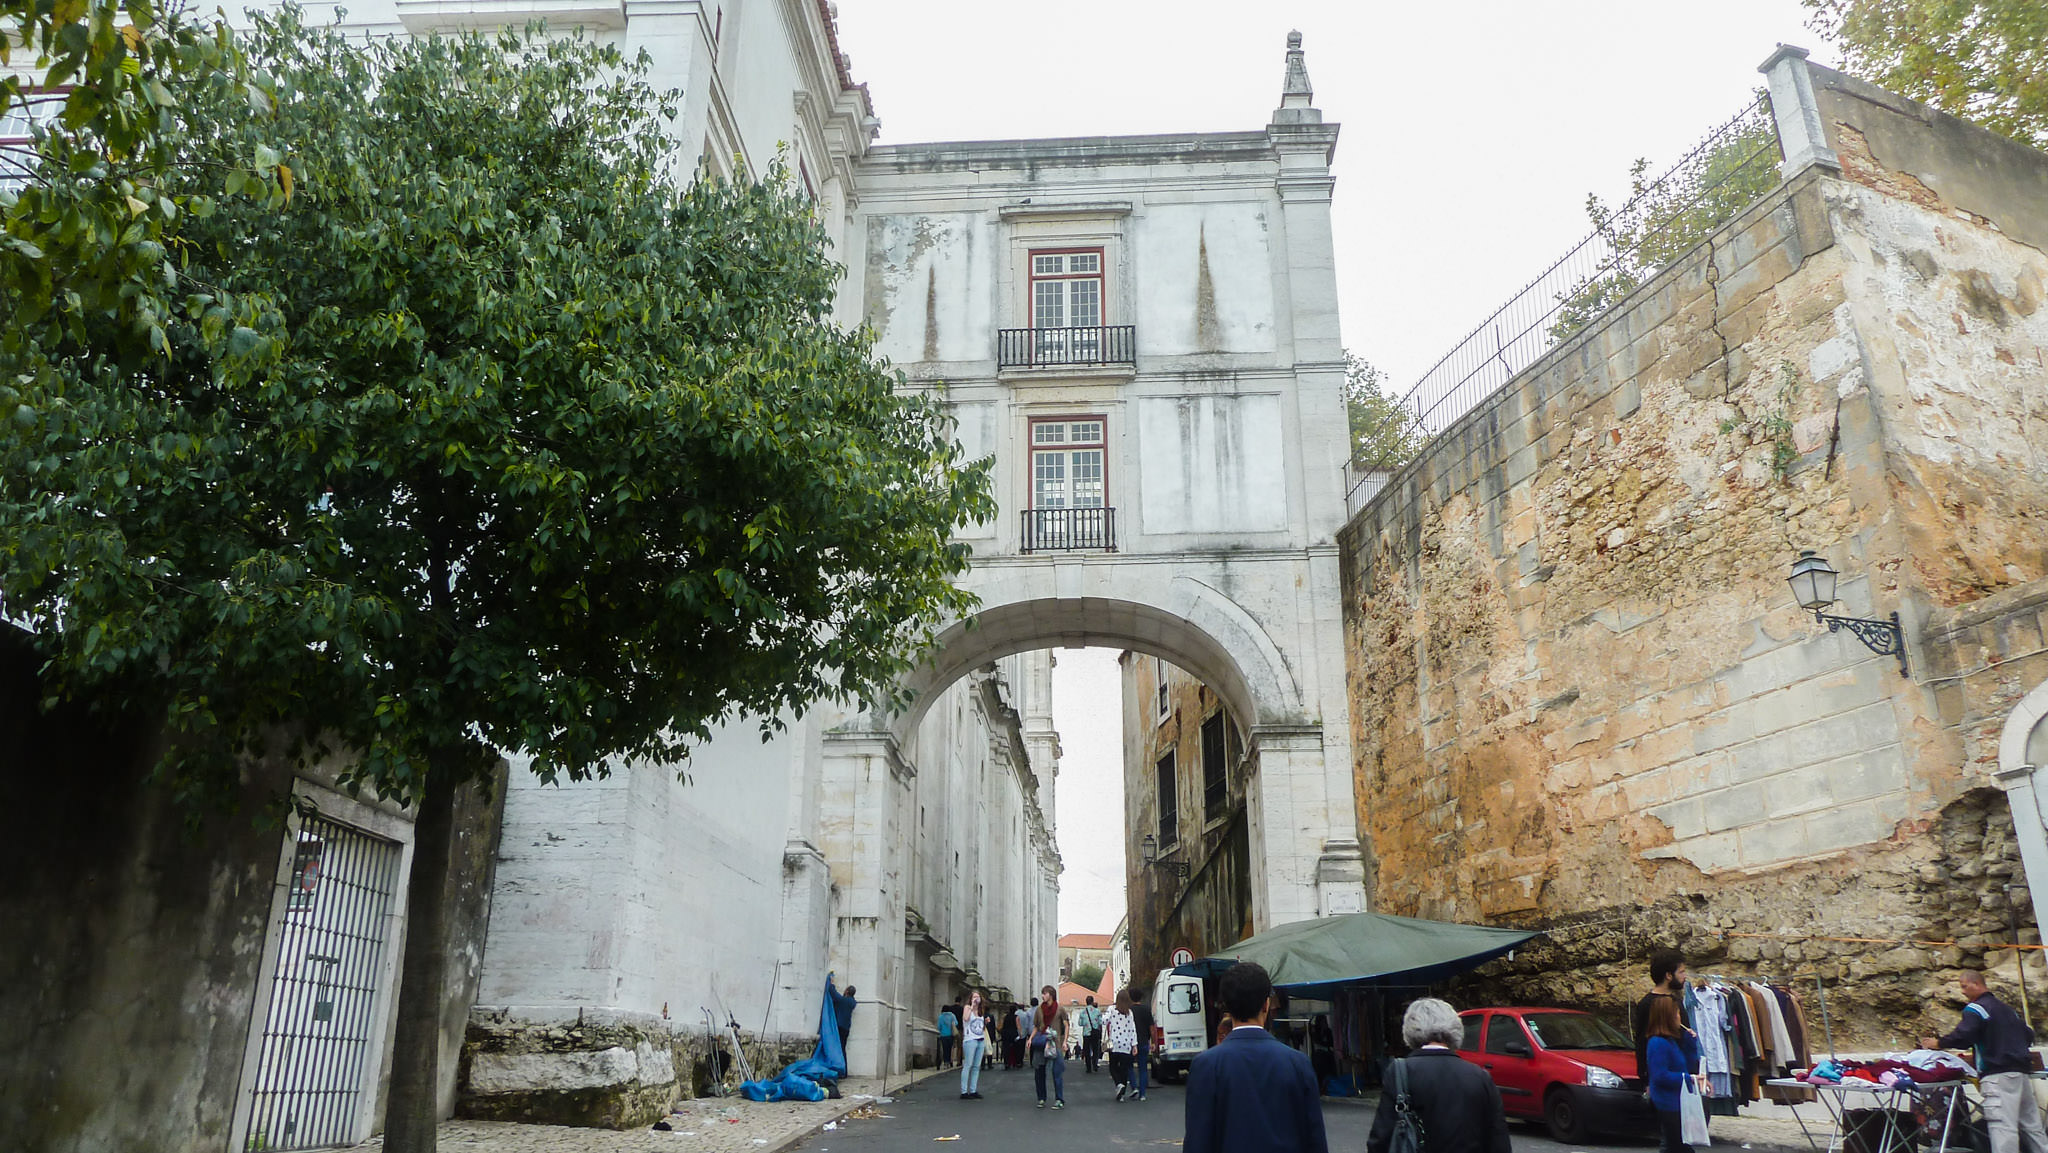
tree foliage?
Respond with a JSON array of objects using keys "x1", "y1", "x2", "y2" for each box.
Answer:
[
  {"x1": 2, "y1": 0, "x2": 280, "y2": 355},
  {"x1": 1070, "y1": 962, "x2": 1105, "y2": 991},
  {"x1": 1805, "y1": 0, "x2": 2048, "y2": 149},
  {"x1": 1343, "y1": 353, "x2": 1423, "y2": 473},
  {"x1": 4, "y1": 12, "x2": 993, "y2": 807},
  {"x1": 1549, "y1": 112, "x2": 1780, "y2": 343},
  {"x1": 5, "y1": 15, "x2": 993, "y2": 1147}
]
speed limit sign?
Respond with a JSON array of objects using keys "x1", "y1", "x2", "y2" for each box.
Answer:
[{"x1": 1171, "y1": 947, "x2": 1194, "y2": 967}]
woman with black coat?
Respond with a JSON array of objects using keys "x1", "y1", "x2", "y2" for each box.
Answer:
[{"x1": 1369, "y1": 998, "x2": 1511, "y2": 1153}]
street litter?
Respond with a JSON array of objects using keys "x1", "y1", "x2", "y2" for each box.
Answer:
[
  {"x1": 934, "y1": 1136, "x2": 961, "y2": 1142},
  {"x1": 823, "y1": 1121, "x2": 839, "y2": 1130}
]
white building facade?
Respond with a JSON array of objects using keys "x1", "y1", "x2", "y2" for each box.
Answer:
[{"x1": 201, "y1": 0, "x2": 1362, "y2": 1129}]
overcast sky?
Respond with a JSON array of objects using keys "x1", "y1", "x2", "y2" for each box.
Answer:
[{"x1": 830, "y1": 0, "x2": 1830, "y2": 935}]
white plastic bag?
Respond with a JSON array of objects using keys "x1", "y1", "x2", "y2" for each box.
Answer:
[{"x1": 1680, "y1": 1081, "x2": 1711, "y2": 1147}]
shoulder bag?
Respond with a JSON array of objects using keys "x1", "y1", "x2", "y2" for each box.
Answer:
[{"x1": 1389, "y1": 1057, "x2": 1427, "y2": 1153}]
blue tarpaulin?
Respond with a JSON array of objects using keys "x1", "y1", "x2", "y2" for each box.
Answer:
[{"x1": 739, "y1": 975, "x2": 848, "y2": 1102}]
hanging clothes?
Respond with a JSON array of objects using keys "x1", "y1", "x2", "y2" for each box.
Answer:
[{"x1": 1693, "y1": 986, "x2": 1733, "y2": 1076}]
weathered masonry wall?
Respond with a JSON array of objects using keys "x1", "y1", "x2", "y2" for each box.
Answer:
[
  {"x1": 1120, "y1": 655, "x2": 1255, "y2": 985},
  {"x1": 0, "y1": 628, "x2": 503, "y2": 1153},
  {"x1": 1339, "y1": 67, "x2": 2048, "y2": 1044}
]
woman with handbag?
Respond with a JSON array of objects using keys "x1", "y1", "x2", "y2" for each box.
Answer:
[
  {"x1": 1104, "y1": 990, "x2": 1139, "y2": 1101},
  {"x1": 1028, "y1": 985, "x2": 1069, "y2": 1109},
  {"x1": 1368, "y1": 998, "x2": 1511, "y2": 1153},
  {"x1": 1645, "y1": 994, "x2": 1711, "y2": 1153}
]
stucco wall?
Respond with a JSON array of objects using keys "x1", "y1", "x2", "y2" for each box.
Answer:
[{"x1": 1338, "y1": 80, "x2": 2048, "y2": 1041}]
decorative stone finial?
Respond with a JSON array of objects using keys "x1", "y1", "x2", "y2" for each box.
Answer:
[
  {"x1": 1274, "y1": 29, "x2": 1318, "y2": 120},
  {"x1": 1281, "y1": 30, "x2": 1312, "y2": 104}
]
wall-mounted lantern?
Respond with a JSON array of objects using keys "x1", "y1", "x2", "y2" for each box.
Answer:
[
  {"x1": 1139, "y1": 833, "x2": 1190, "y2": 879},
  {"x1": 1787, "y1": 550, "x2": 1909, "y2": 676}
]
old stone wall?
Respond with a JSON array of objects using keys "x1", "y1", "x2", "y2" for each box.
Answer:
[
  {"x1": 1339, "y1": 75, "x2": 2048, "y2": 1046},
  {"x1": 0, "y1": 628, "x2": 503, "y2": 1152},
  {"x1": 1121, "y1": 654, "x2": 1255, "y2": 983}
]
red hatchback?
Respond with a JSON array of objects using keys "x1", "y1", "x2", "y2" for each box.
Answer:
[{"x1": 1455, "y1": 1007, "x2": 1657, "y2": 1142}]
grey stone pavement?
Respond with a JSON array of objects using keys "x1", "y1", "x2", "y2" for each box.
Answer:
[
  {"x1": 348, "y1": 1063, "x2": 1825, "y2": 1153},
  {"x1": 789, "y1": 1061, "x2": 1822, "y2": 1153}
]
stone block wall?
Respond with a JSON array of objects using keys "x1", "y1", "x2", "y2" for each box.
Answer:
[{"x1": 1339, "y1": 71, "x2": 2048, "y2": 1045}]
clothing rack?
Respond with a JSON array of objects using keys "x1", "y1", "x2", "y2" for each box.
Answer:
[{"x1": 1692, "y1": 971, "x2": 1833, "y2": 1062}]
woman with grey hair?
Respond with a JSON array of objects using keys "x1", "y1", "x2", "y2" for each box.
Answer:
[{"x1": 1368, "y1": 998, "x2": 1511, "y2": 1153}]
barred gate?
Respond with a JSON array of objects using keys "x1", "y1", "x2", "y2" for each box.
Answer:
[{"x1": 244, "y1": 815, "x2": 403, "y2": 1150}]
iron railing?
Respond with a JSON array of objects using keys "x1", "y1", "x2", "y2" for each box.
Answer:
[
  {"x1": 1020, "y1": 506, "x2": 1116, "y2": 553},
  {"x1": 997, "y1": 325, "x2": 1137, "y2": 369},
  {"x1": 1348, "y1": 93, "x2": 1782, "y2": 498}
]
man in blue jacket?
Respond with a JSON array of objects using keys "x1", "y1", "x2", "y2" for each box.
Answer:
[
  {"x1": 1922, "y1": 971, "x2": 2048, "y2": 1153},
  {"x1": 1183, "y1": 961, "x2": 1328, "y2": 1153}
]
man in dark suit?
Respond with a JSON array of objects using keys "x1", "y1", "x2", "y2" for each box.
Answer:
[{"x1": 1183, "y1": 961, "x2": 1329, "y2": 1153}]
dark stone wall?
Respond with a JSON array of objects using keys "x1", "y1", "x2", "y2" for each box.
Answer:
[{"x1": 0, "y1": 629, "x2": 505, "y2": 1151}]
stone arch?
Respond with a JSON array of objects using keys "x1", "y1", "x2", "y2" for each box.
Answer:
[
  {"x1": 889, "y1": 575, "x2": 1304, "y2": 741},
  {"x1": 2000, "y1": 678, "x2": 2048, "y2": 774},
  {"x1": 1996, "y1": 677, "x2": 2048, "y2": 941}
]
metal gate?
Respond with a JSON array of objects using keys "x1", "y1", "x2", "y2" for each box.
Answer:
[{"x1": 244, "y1": 814, "x2": 403, "y2": 1150}]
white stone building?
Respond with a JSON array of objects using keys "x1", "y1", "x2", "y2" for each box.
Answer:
[{"x1": 197, "y1": 0, "x2": 1364, "y2": 1125}]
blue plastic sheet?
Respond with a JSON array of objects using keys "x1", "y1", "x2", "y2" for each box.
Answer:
[{"x1": 738, "y1": 976, "x2": 849, "y2": 1103}]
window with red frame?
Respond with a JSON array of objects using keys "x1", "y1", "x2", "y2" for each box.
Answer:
[
  {"x1": 1029, "y1": 249, "x2": 1103, "y2": 330},
  {"x1": 1029, "y1": 416, "x2": 1106, "y2": 511}
]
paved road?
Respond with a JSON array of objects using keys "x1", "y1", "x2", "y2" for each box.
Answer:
[{"x1": 793, "y1": 1061, "x2": 1670, "y2": 1153}]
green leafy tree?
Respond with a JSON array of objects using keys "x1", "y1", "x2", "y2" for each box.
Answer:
[
  {"x1": 1, "y1": 12, "x2": 992, "y2": 1150},
  {"x1": 1549, "y1": 112, "x2": 1780, "y2": 343},
  {"x1": 1344, "y1": 352, "x2": 1423, "y2": 472},
  {"x1": 1805, "y1": 0, "x2": 2048, "y2": 148},
  {"x1": 1070, "y1": 962, "x2": 1105, "y2": 990},
  {"x1": 2, "y1": 0, "x2": 280, "y2": 356}
]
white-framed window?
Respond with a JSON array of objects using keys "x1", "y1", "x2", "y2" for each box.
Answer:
[
  {"x1": 1029, "y1": 416, "x2": 1106, "y2": 511},
  {"x1": 1155, "y1": 657, "x2": 1170, "y2": 722},
  {"x1": 1030, "y1": 249, "x2": 1103, "y2": 330},
  {"x1": 1, "y1": 87, "x2": 66, "y2": 189}
]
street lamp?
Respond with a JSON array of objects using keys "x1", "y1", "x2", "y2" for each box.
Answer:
[
  {"x1": 1786, "y1": 550, "x2": 1909, "y2": 676},
  {"x1": 1139, "y1": 833, "x2": 1190, "y2": 879}
]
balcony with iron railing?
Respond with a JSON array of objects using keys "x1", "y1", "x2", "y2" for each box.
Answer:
[
  {"x1": 1020, "y1": 506, "x2": 1117, "y2": 554},
  {"x1": 997, "y1": 325, "x2": 1137, "y2": 370}
]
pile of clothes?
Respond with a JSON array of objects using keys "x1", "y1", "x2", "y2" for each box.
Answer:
[{"x1": 1802, "y1": 1050, "x2": 1978, "y2": 1088}]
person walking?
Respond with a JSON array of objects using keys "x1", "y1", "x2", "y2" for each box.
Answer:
[
  {"x1": 1001, "y1": 1003, "x2": 1023, "y2": 1069},
  {"x1": 959, "y1": 992, "x2": 989, "y2": 1099},
  {"x1": 1367, "y1": 998, "x2": 1510, "y2": 1153},
  {"x1": 1078, "y1": 995, "x2": 1103, "y2": 1073},
  {"x1": 1104, "y1": 990, "x2": 1139, "y2": 1101},
  {"x1": 1183, "y1": 962, "x2": 1328, "y2": 1153},
  {"x1": 1632, "y1": 949, "x2": 1687, "y2": 1079},
  {"x1": 1029, "y1": 984, "x2": 1071, "y2": 1109},
  {"x1": 1130, "y1": 986, "x2": 1154, "y2": 1101},
  {"x1": 936, "y1": 1003, "x2": 958, "y2": 1070},
  {"x1": 982, "y1": 1007, "x2": 996, "y2": 1070},
  {"x1": 1921, "y1": 971, "x2": 2048, "y2": 1153},
  {"x1": 1645, "y1": 994, "x2": 1707, "y2": 1153}
]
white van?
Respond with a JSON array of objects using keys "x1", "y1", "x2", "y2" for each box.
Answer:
[{"x1": 1149, "y1": 970, "x2": 1208, "y2": 1083}]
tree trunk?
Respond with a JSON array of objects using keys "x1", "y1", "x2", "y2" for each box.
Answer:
[{"x1": 383, "y1": 768, "x2": 458, "y2": 1153}]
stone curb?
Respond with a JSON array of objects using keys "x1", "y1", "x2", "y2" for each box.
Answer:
[{"x1": 756, "y1": 1066, "x2": 949, "y2": 1153}]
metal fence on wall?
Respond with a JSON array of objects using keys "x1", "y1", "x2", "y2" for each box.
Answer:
[{"x1": 1348, "y1": 93, "x2": 1783, "y2": 498}]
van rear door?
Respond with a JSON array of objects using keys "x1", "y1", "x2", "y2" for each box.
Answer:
[{"x1": 1156, "y1": 975, "x2": 1207, "y2": 1060}]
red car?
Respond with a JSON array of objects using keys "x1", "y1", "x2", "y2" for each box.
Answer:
[{"x1": 1455, "y1": 1007, "x2": 1657, "y2": 1142}]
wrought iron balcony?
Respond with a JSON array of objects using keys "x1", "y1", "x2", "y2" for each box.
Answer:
[
  {"x1": 997, "y1": 325, "x2": 1136, "y2": 369},
  {"x1": 1020, "y1": 507, "x2": 1117, "y2": 554}
]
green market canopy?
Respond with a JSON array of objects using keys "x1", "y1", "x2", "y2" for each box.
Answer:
[{"x1": 1172, "y1": 911, "x2": 1540, "y2": 997}]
